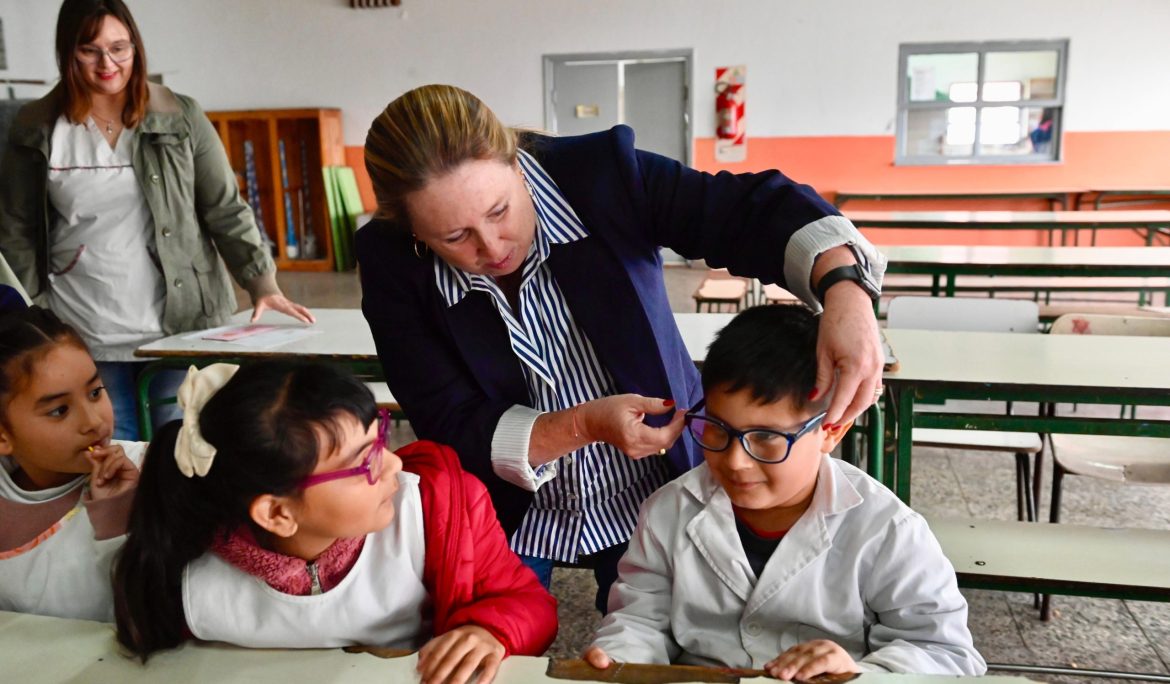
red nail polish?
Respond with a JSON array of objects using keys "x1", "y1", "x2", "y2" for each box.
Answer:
[
  {"x1": 664, "y1": 399, "x2": 675, "y2": 407},
  {"x1": 808, "y1": 388, "x2": 819, "y2": 400}
]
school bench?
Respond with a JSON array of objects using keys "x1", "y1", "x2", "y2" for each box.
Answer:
[{"x1": 929, "y1": 516, "x2": 1170, "y2": 681}]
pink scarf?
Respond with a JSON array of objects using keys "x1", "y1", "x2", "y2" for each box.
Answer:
[{"x1": 210, "y1": 526, "x2": 365, "y2": 595}]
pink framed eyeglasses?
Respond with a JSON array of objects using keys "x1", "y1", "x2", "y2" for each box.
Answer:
[{"x1": 298, "y1": 409, "x2": 391, "y2": 489}]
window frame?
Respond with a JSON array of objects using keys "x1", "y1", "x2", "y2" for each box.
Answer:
[{"x1": 895, "y1": 39, "x2": 1069, "y2": 166}]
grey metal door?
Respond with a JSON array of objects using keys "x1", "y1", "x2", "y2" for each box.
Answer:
[
  {"x1": 624, "y1": 60, "x2": 687, "y2": 164},
  {"x1": 545, "y1": 51, "x2": 691, "y2": 165},
  {"x1": 550, "y1": 61, "x2": 620, "y2": 137}
]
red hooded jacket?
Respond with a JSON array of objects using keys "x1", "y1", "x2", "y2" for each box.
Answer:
[{"x1": 399, "y1": 440, "x2": 557, "y2": 655}]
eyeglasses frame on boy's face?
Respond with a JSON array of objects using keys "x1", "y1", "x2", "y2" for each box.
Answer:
[
  {"x1": 684, "y1": 399, "x2": 827, "y2": 465},
  {"x1": 298, "y1": 409, "x2": 391, "y2": 489},
  {"x1": 75, "y1": 42, "x2": 135, "y2": 65}
]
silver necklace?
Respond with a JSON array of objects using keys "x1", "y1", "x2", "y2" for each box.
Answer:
[{"x1": 90, "y1": 111, "x2": 119, "y2": 135}]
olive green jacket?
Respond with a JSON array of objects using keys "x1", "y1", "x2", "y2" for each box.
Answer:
[{"x1": 0, "y1": 83, "x2": 278, "y2": 334}]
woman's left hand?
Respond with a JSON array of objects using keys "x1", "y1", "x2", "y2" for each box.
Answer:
[
  {"x1": 251, "y1": 293, "x2": 316, "y2": 324},
  {"x1": 417, "y1": 625, "x2": 506, "y2": 684},
  {"x1": 812, "y1": 282, "x2": 883, "y2": 428}
]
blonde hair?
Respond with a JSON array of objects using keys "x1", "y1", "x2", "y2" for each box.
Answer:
[{"x1": 365, "y1": 85, "x2": 518, "y2": 228}]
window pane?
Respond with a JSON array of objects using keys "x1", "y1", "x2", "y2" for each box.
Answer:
[
  {"x1": 978, "y1": 106, "x2": 1056, "y2": 156},
  {"x1": 985, "y1": 51, "x2": 1059, "y2": 100},
  {"x1": 907, "y1": 53, "x2": 978, "y2": 102},
  {"x1": 982, "y1": 81, "x2": 1023, "y2": 102},
  {"x1": 906, "y1": 109, "x2": 973, "y2": 157},
  {"x1": 948, "y1": 82, "x2": 977, "y2": 103}
]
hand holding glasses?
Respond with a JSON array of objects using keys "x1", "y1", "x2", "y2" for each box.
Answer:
[
  {"x1": 299, "y1": 409, "x2": 391, "y2": 489},
  {"x1": 684, "y1": 400, "x2": 826, "y2": 465}
]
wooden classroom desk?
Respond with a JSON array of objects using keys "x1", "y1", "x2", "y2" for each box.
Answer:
[
  {"x1": 879, "y1": 245, "x2": 1170, "y2": 302},
  {"x1": 880, "y1": 328, "x2": 1170, "y2": 502},
  {"x1": 0, "y1": 611, "x2": 1029, "y2": 684},
  {"x1": 846, "y1": 209, "x2": 1170, "y2": 246},
  {"x1": 833, "y1": 189, "x2": 1083, "y2": 210}
]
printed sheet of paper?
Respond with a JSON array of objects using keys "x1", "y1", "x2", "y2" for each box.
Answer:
[{"x1": 184, "y1": 324, "x2": 322, "y2": 350}]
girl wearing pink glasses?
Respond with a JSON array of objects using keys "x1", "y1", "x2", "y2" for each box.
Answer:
[{"x1": 113, "y1": 360, "x2": 556, "y2": 684}]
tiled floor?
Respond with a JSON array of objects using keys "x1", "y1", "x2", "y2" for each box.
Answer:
[{"x1": 257, "y1": 265, "x2": 1170, "y2": 683}]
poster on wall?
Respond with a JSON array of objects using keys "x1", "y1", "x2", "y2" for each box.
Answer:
[{"x1": 714, "y1": 65, "x2": 746, "y2": 163}]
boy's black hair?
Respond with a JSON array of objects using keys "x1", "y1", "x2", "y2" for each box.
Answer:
[{"x1": 701, "y1": 303, "x2": 819, "y2": 409}]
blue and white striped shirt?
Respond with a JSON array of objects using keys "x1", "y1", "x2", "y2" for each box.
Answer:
[{"x1": 433, "y1": 150, "x2": 669, "y2": 562}]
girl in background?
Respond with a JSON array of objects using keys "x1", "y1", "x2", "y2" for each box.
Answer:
[
  {"x1": 114, "y1": 360, "x2": 556, "y2": 684},
  {"x1": 0, "y1": 305, "x2": 144, "y2": 622}
]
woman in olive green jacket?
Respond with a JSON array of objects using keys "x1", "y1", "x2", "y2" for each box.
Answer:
[{"x1": 0, "y1": 0, "x2": 313, "y2": 439}]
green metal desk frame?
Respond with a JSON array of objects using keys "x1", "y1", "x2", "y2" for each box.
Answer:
[
  {"x1": 883, "y1": 383, "x2": 1170, "y2": 504},
  {"x1": 135, "y1": 357, "x2": 387, "y2": 441}
]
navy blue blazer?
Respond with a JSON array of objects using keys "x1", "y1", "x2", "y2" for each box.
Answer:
[{"x1": 357, "y1": 125, "x2": 842, "y2": 534}]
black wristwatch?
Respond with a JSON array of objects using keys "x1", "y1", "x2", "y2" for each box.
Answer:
[{"x1": 815, "y1": 263, "x2": 880, "y2": 303}]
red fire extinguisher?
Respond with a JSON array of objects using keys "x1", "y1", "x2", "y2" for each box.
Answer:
[{"x1": 715, "y1": 81, "x2": 744, "y2": 140}]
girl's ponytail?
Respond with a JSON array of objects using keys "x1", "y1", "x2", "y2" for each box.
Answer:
[{"x1": 113, "y1": 420, "x2": 227, "y2": 659}]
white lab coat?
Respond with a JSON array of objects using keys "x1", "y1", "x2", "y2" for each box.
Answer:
[{"x1": 590, "y1": 455, "x2": 986, "y2": 675}]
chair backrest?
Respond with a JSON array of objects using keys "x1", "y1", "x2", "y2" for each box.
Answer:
[
  {"x1": 887, "y1": 296, "x2": 1039, "y2": 333},
  {"x1": 1049, "y1": 313, "x2": 1170, "y2": 337}
]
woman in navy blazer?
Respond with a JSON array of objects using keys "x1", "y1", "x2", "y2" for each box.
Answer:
[{"x1": 358, "y1": 85, "x2": 886, "y2": 611}]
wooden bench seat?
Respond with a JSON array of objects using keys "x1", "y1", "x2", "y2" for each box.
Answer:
[
  {"x1": 364, "y1": 381, "x2": 401, "y2": 412},
  {"x1": 928, "y1": 515, "x2": 1170, "y2": 601},
  {"x1": 761, "y1": 283, "x2": 799, "y2": 304},
  {"x1": 692, "y1": 277, "x2": 748, "y2": 312},
  {"x1": 1049, "y1": 434, "x2": 1170, "y2": 483}
]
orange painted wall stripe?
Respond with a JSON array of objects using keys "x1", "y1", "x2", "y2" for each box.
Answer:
[{"x1": 346, "y1": 130, "x2": 1170, "y2": 246}]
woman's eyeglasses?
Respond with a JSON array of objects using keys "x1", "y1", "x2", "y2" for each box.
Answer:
[
  {"x1": 299, "y1": 409, "x2": 391, "y2": 489},
  {"x1": 76, "y1": 42, "x2": 135, "y2": 65},
  {"x1": 684, "y1": 399, "x2": 825, "y2": 465}
]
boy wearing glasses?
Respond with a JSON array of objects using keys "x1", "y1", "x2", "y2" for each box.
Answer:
[{"x1": 585, "y1": 305, "x2": 984, "y2": 679}]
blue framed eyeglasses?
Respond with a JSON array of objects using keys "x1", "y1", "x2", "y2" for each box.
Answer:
[{"x1": 684, "y1": 399, "x2": 826, "y2": 464}]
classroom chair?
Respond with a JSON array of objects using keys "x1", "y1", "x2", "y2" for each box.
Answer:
[
  {"x1": 761, "y1": 283, "x2": 799, "y2": 305},
  {"x1": 886, "y1": 297, "x2": 1044, "y2": 522},
  {"x1": 1041, "y1": 314, "x2": 1170, "y2": 620},
  {"x1": 692, "y1": 269, "x2": 748, "y2": 312}
]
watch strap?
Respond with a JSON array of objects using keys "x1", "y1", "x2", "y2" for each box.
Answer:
[{"x1": 815, "y1": 264, "x2": 876, "y2": 303}]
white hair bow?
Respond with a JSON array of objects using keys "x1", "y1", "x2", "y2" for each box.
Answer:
[{"x1": 174, "y1": 363, "x2": 239, "y2": 478}]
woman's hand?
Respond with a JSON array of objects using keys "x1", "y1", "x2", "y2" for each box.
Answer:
[
  {"x1": 765, "y1": 639, "x2": 859, "y2": 681},
  {"x1": 85, "y1": 444, "x2": 139, "y2": 500},
  {"x1": 582, "y1": 646, "x2": 614, "y2": 669},
  {"x1": 251, "y1": 293, "x2": 316, "y2": 324},
  {"x1": 417, "y1": 625, "x2": 506, "y2": 684},
  {"x1": 579, "y1": 395, "x2": 686, "y2": 459},
  {"x1": 813, "y1": 283, "x2": 883, "y2": 429}
]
